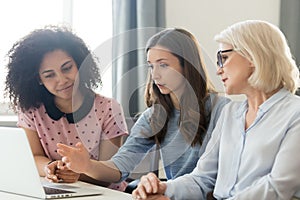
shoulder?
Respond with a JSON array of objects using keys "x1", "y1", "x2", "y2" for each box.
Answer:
[
  {"x1": 17, "y1": 104, "x2": 53, "y2": 128},
  {"x1": 206, "y1": 93, "x2": 231, "y2": 113},
  {"x1": 279, "y1": 92, "x2": 300, "y2": 114},
  {"x1": 205, "y1": 93, "x2": 237, "y2": 126},
  {"x1": 19, "y1": 105, "x2": 47, "y2": 117},
  {"x1": 135, "y1": 107, "x2": 152, "y2": 122},
  {"x1": 130, "y1": 107, "x2": 152, "y2": 130},
  {"x1": 286, "y1": 93, "x2": 300, "y2": 104}
]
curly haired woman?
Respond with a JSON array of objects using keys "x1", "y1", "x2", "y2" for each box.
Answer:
[{"x1": 5, "y1": 26, "x2": 128, "y2": 191}]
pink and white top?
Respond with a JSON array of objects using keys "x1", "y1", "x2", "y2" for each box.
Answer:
[{"x1": 17, "y1": 93, "x2": 128, "y2": 191}]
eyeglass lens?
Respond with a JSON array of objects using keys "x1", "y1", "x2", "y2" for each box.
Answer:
[{"x1": 217, "y1": 49, "x2": 234, "y2": 68}]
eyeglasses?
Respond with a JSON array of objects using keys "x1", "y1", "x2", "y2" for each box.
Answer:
[{"x1": 217, "y1": 49, "x2": 234, "y2": 68}]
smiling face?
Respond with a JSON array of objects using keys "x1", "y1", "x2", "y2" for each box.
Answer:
[
  {"x1": 39, "y1": 50, "x2": 79, "y2": 103},
  {"x1": 217, "y1": 43, "x2": 254, "y2": 95},
  {"x1": 147, "y1": 46, "x2": 186, "y2": 103}
]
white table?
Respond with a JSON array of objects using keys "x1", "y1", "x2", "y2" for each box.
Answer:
[{"x1": 0, "y1": 179, "x2": 132, "y2": 200}]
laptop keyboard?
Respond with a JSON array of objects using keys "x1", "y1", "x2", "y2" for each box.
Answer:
[{"x1": 43, "y1": 186, "x2": 75, "y2": 195}]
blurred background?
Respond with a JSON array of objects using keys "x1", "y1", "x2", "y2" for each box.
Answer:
[{"x1": 0, "y1": 0, "x2": 298, "y2": 123}]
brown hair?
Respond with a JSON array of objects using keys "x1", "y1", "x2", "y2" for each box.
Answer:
[{"x1": 145, "y1": 28, "x2": 215, "y2": 146}]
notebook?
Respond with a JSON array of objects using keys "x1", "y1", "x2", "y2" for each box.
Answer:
[{"x1": 0, "y1": 126, "x2": 102, "y2": 199}]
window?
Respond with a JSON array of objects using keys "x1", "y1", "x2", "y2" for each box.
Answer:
[{"x1": 0, "y1": 0, "x2": 112, "y2": 117}]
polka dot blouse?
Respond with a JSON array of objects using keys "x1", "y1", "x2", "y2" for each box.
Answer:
[{"x1": 17, "y1": 94, "x2": 128, "y2": 161}]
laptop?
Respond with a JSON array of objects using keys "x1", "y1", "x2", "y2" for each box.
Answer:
[{"x1": 0, "y1": 126, "x2": 102, "y2": 199}]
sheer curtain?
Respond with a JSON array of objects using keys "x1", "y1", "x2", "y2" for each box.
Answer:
[{"x1": 112, "y1": 0, "x2": 165, "y2": 120}]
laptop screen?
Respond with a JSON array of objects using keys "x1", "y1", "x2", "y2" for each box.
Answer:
[{"x1": 0, "y1": 127, "x2": 102, "y2": 199}]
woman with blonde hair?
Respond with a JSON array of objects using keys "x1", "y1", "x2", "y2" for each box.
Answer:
[{"x1": 133, "y1": 20, "x2": 300, "y2": 200}]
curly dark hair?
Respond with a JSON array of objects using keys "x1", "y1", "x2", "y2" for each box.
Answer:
[
  {"x1": 5, "y1": 25, "x2": 102, "y2": 112},
  {"x1": 144, "y1": 28, "x2": 216, "y2": 146}
]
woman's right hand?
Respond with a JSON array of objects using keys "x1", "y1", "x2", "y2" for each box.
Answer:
[
  {"x1": 132, "y1": 172, "x2": 168, "y2": 200},
  {"x1": 44, "y1": 160, "x2": 62, "y2": 182},
  {"x1": 56, "y1": 142, "x2": 91, "y2": 174}
]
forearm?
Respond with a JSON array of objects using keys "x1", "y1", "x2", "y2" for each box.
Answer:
[
  {"x1": 34, "y1": 155, "x2": 52, "y2": 176},
  {"x1": 79, "y1": 174, "x2": 111, "y2": 187},
  {"x1": 85, "y1": 160, "x2": 122, "y2": 183},
  {"x1": 225, "y1": 178, "x2": 278, "y2": 200}
]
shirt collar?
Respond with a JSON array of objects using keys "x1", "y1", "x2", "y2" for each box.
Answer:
[
  {"x1": 258, "y1": 88, "x2": 289, "y2": 113},
  {"x1": 235, "y1": 88, "x2": 289, "y2": 118},
  {"x1": 44, "y1": 90, "x2": 95, "y2": 124}
]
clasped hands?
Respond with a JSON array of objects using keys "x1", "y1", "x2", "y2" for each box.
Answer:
[
  {"x1": 132, "y1": 172, "x2": 169, "y2": 200},
  {"x1": 44, "y1": 160, "x2": 80, "y2": 183},
  {"x1": 45, "y1": 142, "x2": 90, "y2": 183}
]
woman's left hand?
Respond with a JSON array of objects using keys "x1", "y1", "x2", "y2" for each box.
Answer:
[
  {"x1": 44, "y1": 160, "x2": 80, "y2": 183},
  {"x1": 132, "y1": 173, "x2": 167, "y2": 200},
  {"x1": 55, "y1": 167, "x2": 80, "y2": 183},
  {"x1": 133, "y1": 194, "x2": 170, "y2": 200}
]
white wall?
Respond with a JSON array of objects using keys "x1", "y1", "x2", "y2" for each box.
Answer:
[{"x1": 165, "y1": 0, "x2": 280, "y2": 94}]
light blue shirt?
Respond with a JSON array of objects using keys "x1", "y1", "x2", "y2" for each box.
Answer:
[
  {"x1": 165, "y1": 88, "x2": 300, "y2": 200},
  {"x1": 111, "y1": 93, "x2": 229, "y2": 181}
]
